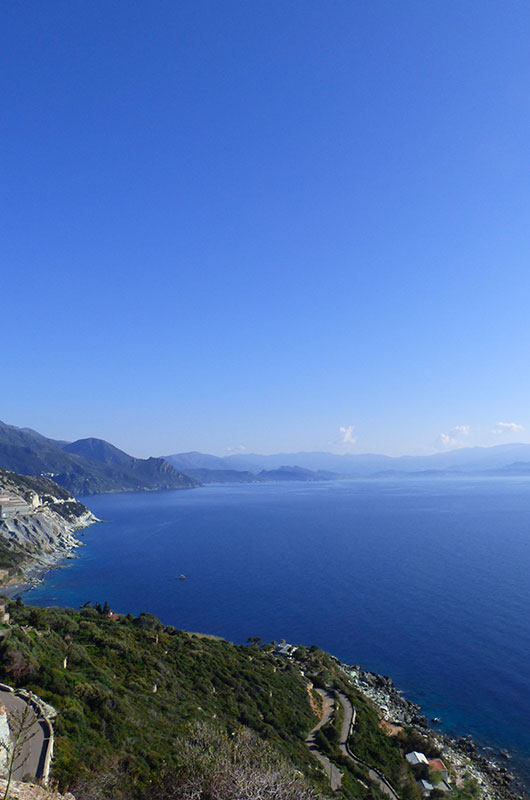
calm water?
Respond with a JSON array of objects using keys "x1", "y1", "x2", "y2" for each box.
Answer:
[{"x1": 25, "y1": 478, "x2": 530, "y2": 784}]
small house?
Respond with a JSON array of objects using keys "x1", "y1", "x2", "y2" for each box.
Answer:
[
  {"x1": 417, "y1": 779, "x2": 433, "y2": 797},
  {"x1": 274, "y1": 641, "x2": 298, "y2": 658},
  {"x1": 406, "y1": 751, "x2": 429, "y2": 766}
]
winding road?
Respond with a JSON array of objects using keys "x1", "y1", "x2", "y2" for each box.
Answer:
[
  {"x1": 305, "y1": 686, "x2": 399, "y2": 799},
  {"x1": 0, "y1": 691, "x2": 49, "y2": 781},
  {"x1": 336, "y1": 691, "x2": 398, "y2": 800},
  {"x1": 305, "y1": 688, "x2": 343, "y2": 791}
]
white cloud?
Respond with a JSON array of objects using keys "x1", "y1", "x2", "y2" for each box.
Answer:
[
  {"x1": 451, "y1": 425, "x2": 470, "y2": 437},
  {"x1": 439, "y1": 433, "x2": 461, "y2": 449},
  {"x1": 491, "y1": 421, "x2": 525, "y2": 435},
  {"x1": 226, "y1": 444, "x2": 247, "y2": 453},
  {"x1": 437, "y1": 425, "x2": 470, "y2": 450},
  {"x1": 339, "y1": 425, "x2": 357, "y2": 446}
]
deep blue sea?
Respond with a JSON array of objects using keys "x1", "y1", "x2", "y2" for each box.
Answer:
[{"x1": 24, "y1": 478, "x2": 530, "y2": 785}]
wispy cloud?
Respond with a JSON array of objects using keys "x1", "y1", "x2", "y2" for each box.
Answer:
[
  {"x1": 226, "y1": 444, "x2": 247, "y2": 453},
  {"x1": 339, "y1": 425, "x2": 357, "y2": 446},
  {"x1": 437, "y1": 425, "x2": 470, "y2": 450},
  {"x1": 491, "y1": 421, "x2": 525, "y2": 435},
  {"x1": 452, "y1": 425, "x2": 470, "y2": 437}
]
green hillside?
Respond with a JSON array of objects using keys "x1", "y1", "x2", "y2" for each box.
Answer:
[
  {"x1": 0, "y1": 601, "x2": 433, "y2": 800},
  {"x1": 0, "y1": 422, "x2": 199, "y2": 495}
]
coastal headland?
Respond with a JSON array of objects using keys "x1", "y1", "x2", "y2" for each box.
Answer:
[{"x1": 0, "y1": 469, "x2": 98, "y2": 591}]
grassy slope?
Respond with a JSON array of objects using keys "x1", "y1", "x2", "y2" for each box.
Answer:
[
  {"x1": 0, "y1": 602, "x2": 425, "y2": 800},
  {"x1": 0, "y1": 604, "x2": 319, "y2": 796}
]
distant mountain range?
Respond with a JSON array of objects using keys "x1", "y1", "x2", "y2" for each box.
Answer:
[
  {"x1": 0, "y1": 421, "x2": 199, "y2": 496},
  {"x1": 182, "y1": 465, "x2": 340, "y2": 484},
  {"x1": 0, "y1": 422, "x2": 343, "y2": 495},
  {"x1": 164, "y1": 444, "x2": 530, "y2": 478},
  {"x1": 2, "y1": 420, "x2": 530, "y2": 497}
]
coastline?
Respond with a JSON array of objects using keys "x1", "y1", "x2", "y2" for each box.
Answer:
[
  {"x1": 0, "y1": 510, "x2": 99, "y2": 600},
  {"x1": 0, "y1": 484, "x2": 524, "y2": 798},
  {"x1": 0, "y1": 530, "x2": 525, "y2": 800},
  {"x1": 336, "y1": 658, "x2": 528, "y2": 800},
  {"x1": 0, "y1": 552, "x2": 79, "y2": 600}
]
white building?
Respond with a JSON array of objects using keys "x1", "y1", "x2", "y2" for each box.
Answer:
[{"x1": 406, "y1": 751, "x2": 429, "y2": 766}]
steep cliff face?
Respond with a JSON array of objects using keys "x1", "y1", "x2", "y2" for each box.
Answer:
[{"x1": 0, "y1": 469, "x2": 97, "y2": 586}]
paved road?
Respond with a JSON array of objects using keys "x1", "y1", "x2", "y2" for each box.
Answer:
[
  {"x1": 336, "y1": 691, "x2": 398, "y2": 800},
  {"x1": 305, "y1": 688, "x2": 343, "y2": 791},
  {"x1": 0, "y1": 691, "x2": 47, "y2": 781}
]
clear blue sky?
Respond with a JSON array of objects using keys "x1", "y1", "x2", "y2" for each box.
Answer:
[{"x1": 2, "y1": 1, "x2": 530, "y2": 457}]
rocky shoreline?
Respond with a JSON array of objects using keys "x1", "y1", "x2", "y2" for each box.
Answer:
[
  {"x1": 0, "y1": 513, "x2": 98, "y2": 599},
  {"x1": 0, "y1": 508, "x2": 98, "y2": 598},
  {"x1": 0, "y1": 468, "x2": 99, "y2": 596},
  {"x1": 336, "y1": 659, "x2": 528, "y2": 800}
]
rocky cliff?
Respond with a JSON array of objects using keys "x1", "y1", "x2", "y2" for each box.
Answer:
[{"x1": 0, "y1": 469, "x2": 97, "y2": 587}]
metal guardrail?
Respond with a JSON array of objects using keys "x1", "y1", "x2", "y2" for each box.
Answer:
[
  {"x1": 344, "y1": 737, "x2": 399, "y2": 799},
  {"x1": 0, "y1": 682, "x2": 54, "y2": 784},
  {"x1": 335, "y1": 689, "x2": 399, "y2": 800}
]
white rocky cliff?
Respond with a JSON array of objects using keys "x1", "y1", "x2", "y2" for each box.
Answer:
[{"x1": 0, "y1": 469, "x2": 97, "y2": 587}]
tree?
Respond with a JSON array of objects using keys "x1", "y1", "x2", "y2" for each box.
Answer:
[{"x1": 0, "y1": 694, "x2": 38, "y2": 800}]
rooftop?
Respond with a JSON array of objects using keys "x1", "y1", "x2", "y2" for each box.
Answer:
[
  {"x1": 406, "y1": 751, "x2": 428, "y2": 765},
  {"x1": 428, "y1": 758, "x2": 447, "y2": 772}
]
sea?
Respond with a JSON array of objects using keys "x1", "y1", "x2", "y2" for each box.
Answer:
[{"x1": 23, "y1": 477, "x2": 530, "y2": 787}]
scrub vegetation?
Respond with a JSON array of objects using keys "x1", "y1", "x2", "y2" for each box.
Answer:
[{"x1": 0, "y1": 601, "x2": 446, "y2": 799}]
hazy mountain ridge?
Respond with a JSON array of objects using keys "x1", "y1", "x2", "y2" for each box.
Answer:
[
  {"x1": 0, "y1": 423, "x2": 199, "y2": 496},
  {"x1": 183, "y1": 465, "x2": 339, "y2": 484},
  {"x1": 164, "y1": 451, "x2": 230, "y2": 471},
  {"x1": 257, "y1": 466, "x2": 339, "y2": 482},
  {"x1": 3, "y1": 420, "x2": 530, "y2": 495},
  {"x1": 165, "y1": 443, "x2": 530, "y2": 478},
  {"x1": 183, "y1": 468, "x2": 262, "y2": 484}
]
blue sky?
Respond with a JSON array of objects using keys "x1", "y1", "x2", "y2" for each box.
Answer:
[{"x1": 2, "y1": 1, "x2": 530, "y2": 457}]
